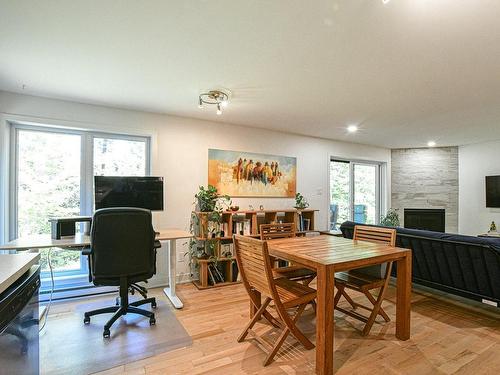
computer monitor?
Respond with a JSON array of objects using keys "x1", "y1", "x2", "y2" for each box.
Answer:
[{"x1": 94, "y1": 176, "x2": 164, "y2": 211}]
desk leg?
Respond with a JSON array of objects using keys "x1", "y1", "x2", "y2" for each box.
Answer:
[
  {"x1": 396, "y1": 252, "x2": 412, "y2": 340},
  {"x1": 163, "y1": 239, "x2": 184, "y2": 309},
  {"x1": 316, "y1": 264, "x2": 335, "y2": 375}
]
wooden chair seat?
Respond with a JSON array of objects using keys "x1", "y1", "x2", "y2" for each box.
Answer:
[
  {"x1": 273, "y1": 265, "x2": 316, "y2": 282},
  {"x1": 274, "y1": 277, "x2": 316, "y2": 308},
  {"x1": 334, "y1": 271, "x2": 385, "y2": 292}
]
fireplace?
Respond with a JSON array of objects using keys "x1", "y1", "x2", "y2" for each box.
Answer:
[{"x1": 404, "y1": 208, "x2": 445, "y2": 233}]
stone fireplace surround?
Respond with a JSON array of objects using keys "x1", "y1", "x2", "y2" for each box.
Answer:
[{"x1": 391, "y1": 147, "x2": 458, "y2": 233}]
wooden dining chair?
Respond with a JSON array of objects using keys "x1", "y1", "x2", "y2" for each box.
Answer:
[
  {"x1": 233, "y1": 235, "x2": 316, "y2": 366},
  {"x1": 260, "y1": 223, "x2": 316, "y2": 286},
  {"x1": 334, "y1": 225, "x2": 397, "y2": 336}
]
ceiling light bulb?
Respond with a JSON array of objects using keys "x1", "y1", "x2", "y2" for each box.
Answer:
[
  {"x1": 221, "y1": 100, "x2": 228, "y2": 107},
  {"x1": 427, "y1": 141, "x2": 436, "y2": 147},
  {"x1": 382, "y1": 0, "x2": 391, "y2": 4},
  {"x1": 198, "y1": 97, "x2": 203, "y2": 109},
  {"x1": 216, "y1": 104, "x2": 222, "y2": 115},
  {"x1": 347, "y1": 125, "x2": 358, "y2": 133}
]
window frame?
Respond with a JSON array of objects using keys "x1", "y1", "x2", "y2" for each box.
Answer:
[
  {"x1": 329, "y1": 157, "x2": 386, "y2": 229},
  {"x1": 9, "y1": 122, "x2": 151, "y2": 286}
]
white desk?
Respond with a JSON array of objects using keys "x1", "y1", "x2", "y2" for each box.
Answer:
[
  {"x1": 0, "y1": 229, "x2": 192, "y2": 309},
  {"x1": 155, "y1": 230, "x2": 192, "y2": 309}
]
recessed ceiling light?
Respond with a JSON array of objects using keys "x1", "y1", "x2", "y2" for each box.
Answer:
[
  {"x1": 347, "y1": 125, "x2": 358, "y2": 133},
  {"x1": 427, "y1": 141, "x2": 436, "y2": 147},
  {"x1": 382, "y1": 0, "x2": 391, "y2": 4}
]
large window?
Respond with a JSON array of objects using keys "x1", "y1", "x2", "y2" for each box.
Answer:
[
  {"x1": 11, "y1": 124, "x2": 150, "y2": 291},
  {"x1": 330, "y1": 159, "x2": 383, "y2": 230}
]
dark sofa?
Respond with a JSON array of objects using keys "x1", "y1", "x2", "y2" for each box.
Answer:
[{"x1": 340, "y1": 221, "x2": 500, "y2": 306}]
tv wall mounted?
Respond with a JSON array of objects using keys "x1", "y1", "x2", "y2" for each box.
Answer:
[{"x1": 486, "y1": 175, "x2": 500, "y2": 208}]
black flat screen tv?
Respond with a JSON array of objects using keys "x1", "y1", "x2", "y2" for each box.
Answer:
[
  {"x1": 486, "y1": 175, "x2": 500, "y2": 208},
  {"x1": 94, "y1": 176, "x2": 164, "y2": 211}
]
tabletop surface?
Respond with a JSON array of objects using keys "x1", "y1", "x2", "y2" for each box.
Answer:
[
  {"x1": 0, "y1": 229, "x2": 192, "y2": 251},
  {"x1": 268, "y1": 235, "x2": 410, "y2": 269}
]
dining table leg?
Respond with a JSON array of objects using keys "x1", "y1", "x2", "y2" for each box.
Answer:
[
  {"x1": 396, "y1": 252, "x2": 412, "y2": 340},
  {"x1": 316, "y1": 264, "x2": 335, "y2": 375}
]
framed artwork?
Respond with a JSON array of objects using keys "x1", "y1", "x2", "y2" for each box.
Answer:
[{"x1": 208, "y1": 149, "x2": 297, "y2": 197}]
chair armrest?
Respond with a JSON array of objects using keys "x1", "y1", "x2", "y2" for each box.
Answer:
[
  {"x1": 154, "y1": 240, "x2": 162, "y2": 249},
  {"x1": 81, "y1": 247, "x2": 92, "y2": 282}
]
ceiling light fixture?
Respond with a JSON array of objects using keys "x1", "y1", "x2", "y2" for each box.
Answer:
[
  {"x1": 198, "y1": 90, "x2": 229, "y2": 115},
  {"x1": 347, "y1": 125, "x2": 358, "y2": 133},
  {"x1": 427, "y1": 141, "x2": 436, "y2": 147},
  {"x1": 382, "y1": 0, "x2": 391, "y2": 4}
]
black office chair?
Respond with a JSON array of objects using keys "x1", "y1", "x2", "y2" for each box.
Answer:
[{"x1": 82, "y1": 208, "x2": 161, "y2": 338}]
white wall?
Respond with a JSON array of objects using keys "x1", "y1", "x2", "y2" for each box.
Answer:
[
  {"x1": 0, "y1": 91, "x2": 391, "y2": 283},
  {"x1": 459, "y1": 141, "x2": 500, "y2": 235}
]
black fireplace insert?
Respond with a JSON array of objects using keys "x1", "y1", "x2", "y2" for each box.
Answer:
[{"x1": 404, "y1": 208, "x2": 445, "y2": 232}]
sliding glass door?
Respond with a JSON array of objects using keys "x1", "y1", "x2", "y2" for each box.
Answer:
[
  {"x1": 330, "y1": 159, "x2": 382, "y2": 229},
  {"x1": 353, "y1": 163, "x2": 379, "y2": 225},
  {"x1": 11, "y1": 124, "x2": 150, "y2": 293}
]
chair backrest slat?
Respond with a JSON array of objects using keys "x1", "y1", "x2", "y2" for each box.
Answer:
[
  {"x1": 353, "y1": 225, "x2": 396, "y2": 247},
  {"x1": 260, "y1": 223, "x2": 296, "y2": 241},
  {"x1": 233, "y1": 235, "x2": 274, "y2": 297}
]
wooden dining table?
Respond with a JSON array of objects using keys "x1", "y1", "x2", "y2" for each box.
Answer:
[{"x1": 267, "y1": 235, "x2": 412, "y2": 375}]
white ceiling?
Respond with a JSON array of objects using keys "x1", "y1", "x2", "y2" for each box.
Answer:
[{"x1": 1, "y1": 0, "x2": 500, "y2": 149}]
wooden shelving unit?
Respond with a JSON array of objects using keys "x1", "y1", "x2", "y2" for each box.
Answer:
[
  {"x1": 191, "y1": 208, "x2": 318, "y2": 290},
  {"x1": 193, "y1": 257, "x2": 239, "y2": 289}
]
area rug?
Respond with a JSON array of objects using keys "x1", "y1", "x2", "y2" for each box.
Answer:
[{"x1": 40, "y1": 297, "x2": 192, "y2": 375}]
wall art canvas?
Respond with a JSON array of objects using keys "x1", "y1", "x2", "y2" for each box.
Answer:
[{"x1": 208, "y1": 149, "x2": 297, "y2": 197}]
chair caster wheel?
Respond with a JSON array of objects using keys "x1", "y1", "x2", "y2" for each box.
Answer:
[
  {"x1": 103, "y1": 329, "x2": 111, "y2": 338},
  {"x1": 151, "y1": 301, "x2": 157, "y2": 309},
  {"x1": 83, "y1": 316, "x2": 90, "y2": 324},
  {"x1": 149, "y1": 317, "x2": 156, "y2": 326}
]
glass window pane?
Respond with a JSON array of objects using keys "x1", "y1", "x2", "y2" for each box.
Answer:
[
  {"x1": 354, "y1": 164, "x2": 377, "y2": 224},
  {"x1": 93, "y1": 137, "x2": 147, "y2": 176},
  {"x1": 17, "y1": 129, "x2": 82, "y2": 273},
  {"x1": 330, "y1": 161, "x2": 350, "y2": 229}
]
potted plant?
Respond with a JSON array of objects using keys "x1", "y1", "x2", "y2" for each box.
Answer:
[
  {"x1": 294, "y1": 192, "x2": 309, "y2": 210},
  {"x1": 196, "y1": 185, "x2": 223, "y2": 212},
  {"x1": 380, "y1": 208, "x2": 400, "y2": 227},
  {"x1": 188, "y1": 185, "x2": 230, "y2": 264}
]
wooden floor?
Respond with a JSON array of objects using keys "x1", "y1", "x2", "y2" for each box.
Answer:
[{"x1": 58, "y1": 282, "x2": 500, "y2": 375}]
